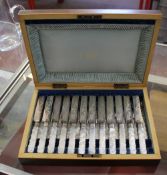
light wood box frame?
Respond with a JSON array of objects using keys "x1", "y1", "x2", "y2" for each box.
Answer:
[{"x1": 18, "y1": 9, "x2": 161, "y2": 163}]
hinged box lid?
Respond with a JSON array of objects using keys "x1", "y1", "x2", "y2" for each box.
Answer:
[{"x1": 19, "y1": 10, "x2": 161, "y2": 88}]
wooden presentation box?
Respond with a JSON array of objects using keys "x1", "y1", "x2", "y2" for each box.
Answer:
[{"x1": 18, "y1": 9, "x2": 161, "y2": 165}]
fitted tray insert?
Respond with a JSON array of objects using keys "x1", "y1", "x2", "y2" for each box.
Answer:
[{"x1": 26, "y1": 90, "x2": 154, "y2": 156}]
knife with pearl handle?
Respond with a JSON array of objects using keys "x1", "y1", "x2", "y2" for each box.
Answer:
[
  {"x1": 78, "y1": 96, "x2": 88, "y2": 154},
  {"x1": 48, "y1": 96, "x2": 62, "y2": 153},
  {"x1": 27, "y1": 96, "x2": 45, "y2": 153},
  {"x1": 58, "y1": 96, "x2": 70, "y2": 153},
  {"x1": 115, "y1": 96, "x2": 124, "y2": 123},
  {"x1": 68, "y1": 96, "x2": 79, "y2": 153},
  {"x1": 37, "y1": 96, "x2": 54, "y2": 153},
  {"x1": 88, "y1": 96, "x2": 96, "y2": 154},
  {"x1": 98, "y1": 96, "x2": 106, "y2": 154}
]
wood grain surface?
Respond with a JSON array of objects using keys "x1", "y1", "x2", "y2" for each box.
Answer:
[{"x1": 150, "y1": 90, "x2": 167, "y2": 152}]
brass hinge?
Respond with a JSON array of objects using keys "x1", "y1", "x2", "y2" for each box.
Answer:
[
  {"x1": 52, "y1": 83, "x2": 67, "y2": 89},
  {"x1": 114, "y1": 84, "x2": 129, "y2": 89}
]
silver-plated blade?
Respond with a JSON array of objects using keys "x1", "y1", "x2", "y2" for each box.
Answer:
[
  {"x1": 132, "y1": 96, "x2": 144, "y2": 124},
  {"x1": 42, "y1": 96, "x2": 54, "y2": 123},
  {"x1": 123, "y1": 96, "x2": 133, "y2": 123},
  {"x1": 106, "y1": 96, "x2": 115, "y2": 124},
  {"x1": 34, "y1": 96, "x2": 45, "y2": 123},
  {"x1": 61, "y1": 96, "x2": 70, "y2": 123},
  {"x1": 69, "y1": 96, "x2": 79, "y2": 123},
  {"x1": 88, "y1": 96, "x2": 96, "y2": 123},
  {"x1": 79, "y1": 96, "x2": 88, "y2": 123},
  {"x1": 98, "y1": 96, "x2": 105, "y2": 123},
  {"x1": 115, "y1": 96, "x2": 124, "y2": 123},
  {"x1": 51, "y1": 96, "x2": 62, "y2": 122}
]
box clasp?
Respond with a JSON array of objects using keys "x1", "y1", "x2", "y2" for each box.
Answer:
[
  {"x1": 77, "y1": 15, "x2": 102, "y2": 20},
  {"x1": 52, "y1": 83, "x2": 67, "y2": 89},
  {"x1": 77, "y1": 154, "x2": 101, "y2": 158},
  {"x1": 114, "y1": 84, "x2": 129, "y2": 89}
]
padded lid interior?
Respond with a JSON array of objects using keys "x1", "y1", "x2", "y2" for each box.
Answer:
[{"x1": 26, "y1": 19, "x2": 155, "y2": 84}]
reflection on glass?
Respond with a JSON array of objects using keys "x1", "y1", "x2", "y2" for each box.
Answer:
[
  {"x1": 0, "y1": 3, "x2": 27, "y2": 93},
  {"x1": 151, "y1": 43, "x2": 167, "y2": 77},
  {"x1": 0, "y1": 21, "x2": 21, "y2": 52}
]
